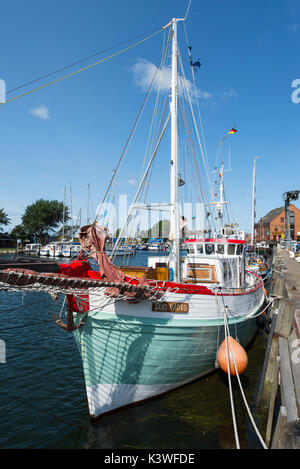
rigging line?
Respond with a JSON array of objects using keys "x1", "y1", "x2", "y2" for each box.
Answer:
[
  {"x1": 134, "y1": 38, "x2": 171, "y2": 220},
  {"x1": 2, "y1": 26, "x2": 164, "y2": 99},
  {"x1": 177, "y1": 84, "x2": 208, "y2": 204},
  {"x1": 177, "y1": 76, "x2": 217, "y2": 234},
  {"x1": 94, "y1": 26, "x2": 171, "y2": 225},
  {"x1": 1, "y1": 28, "x2": 163, "y2": 106},
  {"x1": 184, "y1": 0, "x2": 193, "y2": 20},
  {"x1": 223, "y1": 184, "x2": 236, "y2": 225},
  {"x1": 177, "y1": 48, "x2": 215, "y2": 204},
  {"x1": 177, "y1": 52, "x2": 212, "y2": 205},
  {"x1": 133, "y1": 93, "x2": 170, "y2": 241},
  {"x1": 112, "y1": 114, "x2": 170, "y2": 259},
  {"x1": 138, "y1": 27, "x2": 171, "y2": 187},
  {"x1": 177, "y1": 93, "x2": 207, "y2": 206},
  {"x1": 183, "y1": 22, "x2": 209, "y2": 172},
  {"x1": 222, "y1": 305, "x2": 240, "y2": 449}
]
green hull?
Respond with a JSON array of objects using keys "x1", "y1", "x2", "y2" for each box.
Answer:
[{"x1": 73, "y1": 312, "x2": 257, "y2": 417}]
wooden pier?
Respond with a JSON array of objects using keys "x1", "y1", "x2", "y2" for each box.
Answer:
[{"x1": 256, "y1": 247, "x2": 300, "y2": 449}]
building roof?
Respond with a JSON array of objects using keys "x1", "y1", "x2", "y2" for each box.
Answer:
[
  {"x1": 258, "y1": 204, "x2": 300, "y2": 225},
  {"x1": 261, "y1": 206, "x2": 284, "y2": 224},
  {"x1": 0, "y1": 233, "x2": 13, "y2": 241}
]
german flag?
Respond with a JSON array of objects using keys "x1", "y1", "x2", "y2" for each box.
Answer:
[{"x1": 228, "y1": 128, "x2": 237, "y2": 135}]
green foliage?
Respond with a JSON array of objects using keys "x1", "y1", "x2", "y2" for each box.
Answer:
[
  {"x1": 10, "y1": 224, "x2": 28, "y2": 241},
  {"x1": 21, "y1": 199, "x2": 69, "y2": 237},
  {"x1": 0, "y1": 208, "x2": 10, "y2": 231}
]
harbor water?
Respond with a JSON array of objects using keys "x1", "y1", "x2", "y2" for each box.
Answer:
[{"x1": 0, "y1": 251, "x2": 268, "y2": 449}]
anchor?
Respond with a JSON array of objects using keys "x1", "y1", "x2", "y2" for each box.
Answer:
[{"x1": 52, "y1": 305, "x2": 88, "y2": 332}]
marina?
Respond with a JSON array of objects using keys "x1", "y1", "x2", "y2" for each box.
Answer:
[{"x1": 0, "y1": 0, "x2": 300, "y2": 453}]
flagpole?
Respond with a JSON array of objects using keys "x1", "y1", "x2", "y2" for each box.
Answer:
[{"x1": 217, "y1": 128, "x2": 237, "y2": 148}]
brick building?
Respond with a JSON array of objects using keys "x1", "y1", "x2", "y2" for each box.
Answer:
[{"x1": 255, "y1": 204, "x2": 300, "y2": 243}]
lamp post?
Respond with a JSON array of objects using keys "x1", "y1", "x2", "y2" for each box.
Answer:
[{"x1": 282, "y1": 190, "x2": 300, "y2": 249}]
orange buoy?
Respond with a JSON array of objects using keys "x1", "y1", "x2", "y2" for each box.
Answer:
[{"x1": 217, "y1": 336, "x2": 248, "y2": 376}]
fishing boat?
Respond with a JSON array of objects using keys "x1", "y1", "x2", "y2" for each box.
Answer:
[{"x1": 0, "y1": 15, "x2": 264, "y2": 419}]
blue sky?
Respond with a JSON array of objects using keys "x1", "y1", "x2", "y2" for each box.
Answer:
[{"x1": 1, "y1": 0, "x2": 300, "y2": 234}]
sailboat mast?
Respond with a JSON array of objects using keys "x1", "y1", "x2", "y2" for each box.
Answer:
[
  {"x1": 218, "y1": 163, "x2": 224, "y2": 232},
  {"x1": 169, "y1": 18, "x2": 180, "y2": 282},
  {"x1": 86, "y1": 183, "x2": 90, "y2": 225},
  {"x1": 69, "y1": 182, "x2": 74, "y2": 241},
  {"x1": 62, "y1": 186, "x2": 66, "y2": 240},
  {"x1": 251, "y1": 156, "x2": 258, "y2": 247}
]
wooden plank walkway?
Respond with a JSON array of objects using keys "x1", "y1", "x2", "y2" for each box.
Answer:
[{"x1": 269, "y1": 249, "x2": 300, "y2": 448}]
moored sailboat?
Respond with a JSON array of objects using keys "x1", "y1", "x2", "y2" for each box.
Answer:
[{"x1": 0, "y1": 15, "x2": 265, "y2": 419}]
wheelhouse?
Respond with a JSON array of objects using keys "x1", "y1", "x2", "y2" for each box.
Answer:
[
  {"x1": 144, "y1": 238, "x2": 247, "y2": 289},
  {"x1": 182, "y1": 238, "x2": 246, "y2": 289}
]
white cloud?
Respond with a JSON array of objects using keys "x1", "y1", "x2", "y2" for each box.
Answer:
[
  {"x1": 219, "y1": 88, "x2": 239, "y2": 103},
  {"x1": 287, "y1": 23, "x2": 299, "y2": 33},
  {"x1": 131, "y1": 58, "x2": 213, "y2": 101},
  {"x1": 30, "y1": 105, "x2": 50, "y2": 120},
  {"x1": 127, "y1": 178, "x2": 137, "y2": 186}
]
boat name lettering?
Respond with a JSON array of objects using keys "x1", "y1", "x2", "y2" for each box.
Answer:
[{"x1": 152, "y1": 302, "x2": 189, "y2": 313}]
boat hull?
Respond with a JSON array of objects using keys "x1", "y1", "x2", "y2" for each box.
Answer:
[{"x1": 73, "y1": 285, "x2": 263, "y2": 418}]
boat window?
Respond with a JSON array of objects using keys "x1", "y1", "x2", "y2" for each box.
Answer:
[
  {"x1": 188, "y1": 245, "x2": 195, "y2": 254},
  {"x1": 236, "y1": 245, "x2": 243, "y2": 255},
  {"x1": 196, "y1": 244, "x2": 203, "y2": 254},
  {"x1": 217, "y1": 244, "x2": 224, "y2": 254},
  {"x1": 227, "y1": 244, "x2": 236, "y2": 255},
  {"x1": 205, "y1": 244, "x2": 215, "y2": 255}
]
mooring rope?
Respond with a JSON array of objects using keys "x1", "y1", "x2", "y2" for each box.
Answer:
[
  {"x1": 223, "y1": 305, "x2": 268, "y2": 449},
  {"x1": 223, "y1": 306, "x2": 240, "y2": 449}
]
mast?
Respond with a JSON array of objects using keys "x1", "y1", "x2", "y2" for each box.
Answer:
[
  {"x1": 216, "y1": 163, "x2": 225, "y2": 232},
  {"x1": 211, "y1": 146, "x2": 231, "y2": 234},
  {"x1": 86, "y1": 183, "x2": 90, "y2": 225},
  {"x1": 62, "y1": 186, "x2": 66, "y2": 240},
  {"x1": 69, "y1": 182, "x2": 74, "y2": 241},
  {"x1": 169, "y1": 18, "x2": 181, "y2": 282},
  {"x1": 251, "y1": 156, "x2": 258, "y2": 247}
]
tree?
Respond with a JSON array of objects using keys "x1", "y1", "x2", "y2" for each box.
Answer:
[
  {"x1": 21, "y1": 199, "x2": 69, "y2": 239},
  {"x1": 0, "y1": 208, "x2": 10, "y2": 231},
  {"x1": 10, "y1": 224, "x2": 29, "y2": 242}
]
